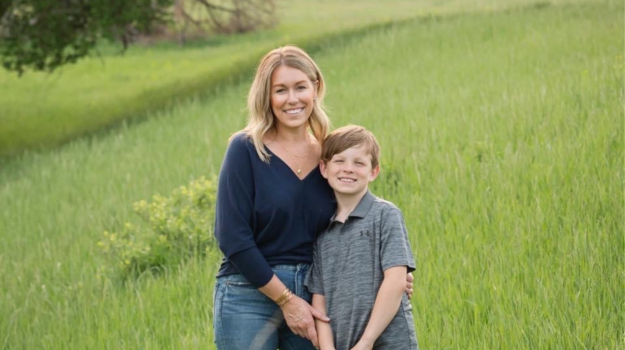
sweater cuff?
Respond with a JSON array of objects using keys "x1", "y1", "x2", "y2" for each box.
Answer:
[{"x1": 228, "y1": 247, "x2": 274, "y2": 287}]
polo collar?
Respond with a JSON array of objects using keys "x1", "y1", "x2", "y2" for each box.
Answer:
[
  {"x1": 328, "y1": 191, "x2": 376, "y2": 224},
  {"x1": 349, "y1": 190, "x2": 376, "y2": 218}
]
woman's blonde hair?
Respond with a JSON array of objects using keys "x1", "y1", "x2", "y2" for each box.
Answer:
[{"x1": 235, "y1": 45, "x2": 330, "y2": 162}]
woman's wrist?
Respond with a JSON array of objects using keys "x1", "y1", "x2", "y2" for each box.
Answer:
[{"x1": 274, "y1": 287, "x2": 294, "y2": 307}]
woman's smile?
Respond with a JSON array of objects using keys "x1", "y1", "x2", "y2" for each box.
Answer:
[{"x1": 284, "y1": 107, "x2": 304, "y2": 115}]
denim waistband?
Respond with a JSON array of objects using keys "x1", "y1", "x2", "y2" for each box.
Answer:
[
  {"x1": 271, "y1": 263, "x2": 310, "y2": 271},
  {"x1": 216, "y1": 263, "x2": 311, "y2": 282}
]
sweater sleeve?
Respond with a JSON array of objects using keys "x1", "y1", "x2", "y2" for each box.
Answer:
[{"x1": 214, "y1": 135, "x2": 274, "y2": 287}]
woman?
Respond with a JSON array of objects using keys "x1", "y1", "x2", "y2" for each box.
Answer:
[{"x1": 213, "y1": 46, "x2": 412, "y2": 350}]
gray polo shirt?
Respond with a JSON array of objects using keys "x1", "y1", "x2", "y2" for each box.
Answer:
[{"x1": 305, "y1": 191, "x2": 418, "y2": 350}]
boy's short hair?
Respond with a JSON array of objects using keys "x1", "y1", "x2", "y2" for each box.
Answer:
[{"x1": 321, "y1": 125, "x2": 380, "y2": 168}]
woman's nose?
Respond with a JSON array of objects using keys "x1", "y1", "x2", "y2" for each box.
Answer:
[{"x1": 287, "y1": 89, "x2": 298, "y2": 103}]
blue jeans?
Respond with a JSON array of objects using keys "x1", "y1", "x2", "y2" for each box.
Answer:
[{"x1": 213, "y1": 264, "x2": 316, "y2": 350}]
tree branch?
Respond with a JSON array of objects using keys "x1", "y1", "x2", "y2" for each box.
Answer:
[{"x1": 193, "y1": 0, "x2": 236, "y2": 14}]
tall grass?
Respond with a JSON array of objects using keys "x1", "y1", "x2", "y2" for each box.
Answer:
[
  {"x1": 0, "y1": 1, "x2": 622, "y2": 349},
  {"x1": 0, "y1": 0, "x2": 593, "y2": 157},
  {"x1": 0, "y1": 0, "x2": 425, "y2": 157}
]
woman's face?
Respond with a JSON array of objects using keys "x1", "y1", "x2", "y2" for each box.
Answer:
[{"x1": 270, "y1": 65, "x2": 316, "y2": 131}]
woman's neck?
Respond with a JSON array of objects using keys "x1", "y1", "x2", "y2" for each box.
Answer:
[{"x1": 273, "y1": 126, "x2": 311, "y2": 144}]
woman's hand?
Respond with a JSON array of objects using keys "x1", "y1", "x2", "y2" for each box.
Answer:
[
  {"x1": 405, "y1": 272, "x2": 414, "y2": 299},
  {"x1": 281, "y1": 295, "x2": 330, "y2": 348}
]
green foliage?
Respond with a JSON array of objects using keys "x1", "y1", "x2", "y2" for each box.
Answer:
[
  {"x1": 0, "y1": 0, "x2": 173, "y2": 75},
  {"x1": 97, "y1": 176, "x2": 217, "y2": 279}
]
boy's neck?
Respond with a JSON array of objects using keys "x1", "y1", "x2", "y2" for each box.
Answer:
[{"x1": 334, "y1": 188, "x2": 369, "y2": 223}]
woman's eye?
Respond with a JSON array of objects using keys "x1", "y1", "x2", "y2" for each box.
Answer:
[
  {"x1": 275, "y1": 88, "x2": 285, "y2": 93},
  {"x1": 297, "y1": 86, "x2": 307, "y2": 90}
]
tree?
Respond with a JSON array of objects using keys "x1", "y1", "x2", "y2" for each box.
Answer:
[
  {"x1": 194, "y1": 0, "x2": 275, "y2": 35},
  {"x1": 0, "y1": 0, "x2": 276, "y2": 75},
  {"x1": 170, "y1": 0, "x2": 276, "y2": 45},
  {"x1": 0, "y1": 0, "x2": 173, "y2": 75}
]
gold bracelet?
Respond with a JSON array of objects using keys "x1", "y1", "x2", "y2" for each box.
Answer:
[
  {"x1": 275, "y1": 288, "x2": 293, "y2": 306},
  {"x1": 278, "y1": 290, "x2": 293, "y2": 307},
  {"x1": 274, "y1": 288, "x2": 291, "y2": 305}
]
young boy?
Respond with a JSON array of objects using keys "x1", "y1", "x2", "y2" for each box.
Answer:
[{"x1": 305, "y1": 125, "x2": 418, "y2": 350}]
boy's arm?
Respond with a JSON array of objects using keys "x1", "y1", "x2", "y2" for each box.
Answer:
[
  {"x1": 351, "y1": 266, "x2": 408, "y2": 350},
  {"x1": 312, "y1": 293, "x2": 335, "y2": 350}
]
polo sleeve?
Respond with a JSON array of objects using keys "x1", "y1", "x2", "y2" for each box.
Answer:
[
  {"x1": 214, "y1": 135, "x2": 274, "y2": 287},
  {"x1": 380, "y1": 205, "x2": 416, "y2": 273},
  {"x1": 304, "y1": 238, "x2": 325, "y2": 295}
]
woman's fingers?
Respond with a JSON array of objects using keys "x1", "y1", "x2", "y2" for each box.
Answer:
[
  {"x1": 280, "y1": 295, "x2": 326, "y2": 347},
  {"x1": 282, "y1": 296, "x2": 316, "y2": 339},
  {"x1": 405, "y1": 272, "x2": 414, "y2": 299},
  {"x1": 306, "y1": 319, "x2": 320, "y2": 348},
  {"x1": 310, "y1": 305, "x2": 330, "y2": 322}
]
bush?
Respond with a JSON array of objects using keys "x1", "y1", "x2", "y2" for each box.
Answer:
[{"x1": 97, "y1": 176, "x2": 217, "y2": 279}]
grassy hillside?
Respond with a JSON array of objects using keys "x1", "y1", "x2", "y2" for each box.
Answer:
[
  {"x1": 0, "y1": 0, "x2": 622, "y2": 349},
  {"x1": 0, "y1": 0, "x2": 590, "y2": 157},
  {"x1": 0, "y1": 0, "x2": 422, "y2": 157}
]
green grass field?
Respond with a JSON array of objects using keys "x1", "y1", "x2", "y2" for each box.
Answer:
[
  {"x1": 0, "y1": 0, "x2": 590, "y2": 158},
  {"x1": 0, "y1": 0, "x2": 622, "y2": 349},
  {"x1": 0, "y1": 0, "x2": 439, "y2": 158}
]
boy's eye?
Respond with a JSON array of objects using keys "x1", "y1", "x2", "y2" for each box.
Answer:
[
  {"x1": 355, "y1": 162, "x2": 364, "y2": 166},
  {"x1": 333, "y1": 159, "x2": 344, "y2": 163}
]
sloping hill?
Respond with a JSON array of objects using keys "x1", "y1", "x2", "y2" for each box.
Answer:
[
  {"x1": 0, "y1": 0, "x2": 587, "y2": 157},
  {"x1": 0, "y1": 1, "x2": 621, "y2": 349}
]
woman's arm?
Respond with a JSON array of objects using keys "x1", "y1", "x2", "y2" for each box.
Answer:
[
  {"x1": 312, "y1": 294, "x2": 335, "y2": 350},
  {"x1": 351, "y1": 266, "x2": 408, "y2": 350}
]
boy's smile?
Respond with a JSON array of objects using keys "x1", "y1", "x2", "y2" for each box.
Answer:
[{"x1": 320, "y1": 144, "x2": 380, "y2": 197}]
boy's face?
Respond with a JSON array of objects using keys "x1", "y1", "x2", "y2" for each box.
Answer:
[{"x1": 320, "y1": 144, "x2": 380, "y2": 197}]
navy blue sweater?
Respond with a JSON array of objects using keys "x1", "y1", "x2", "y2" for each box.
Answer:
[{"x1": 214, "y1": 133, "x2": 336, "y2": 287}]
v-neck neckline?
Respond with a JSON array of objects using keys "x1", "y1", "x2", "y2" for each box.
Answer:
[{"x1": 264, "y1": 145, "x2": 319, "y2": 181}]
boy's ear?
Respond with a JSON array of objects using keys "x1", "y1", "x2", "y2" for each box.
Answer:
[
  {"x1": 369, "y1": 165, "x2": 380, "y2": 182},
  {"x1": 319, "y1": 160, "x2": 329, "y2": 179}
]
